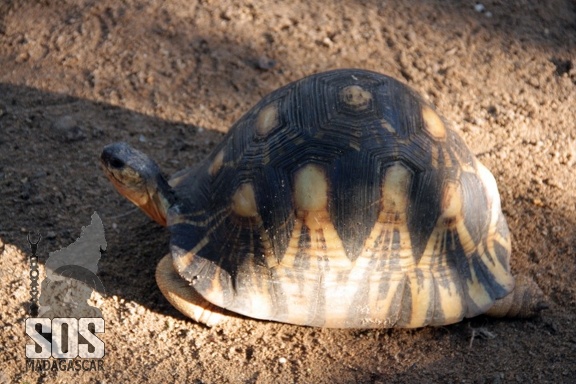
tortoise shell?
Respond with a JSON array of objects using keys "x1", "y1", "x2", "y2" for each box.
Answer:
[{"x1": 162, "y1": 69, "x2": 514, "y2": 328}]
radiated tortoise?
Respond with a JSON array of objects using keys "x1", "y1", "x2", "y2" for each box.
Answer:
[{"x1": 101, "y1": 69, "x2": 546, "y2": 328}]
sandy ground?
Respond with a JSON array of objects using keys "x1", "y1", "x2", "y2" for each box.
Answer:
[{"x1": 1, "y1": 0, "x2": 575, "y2": 383}]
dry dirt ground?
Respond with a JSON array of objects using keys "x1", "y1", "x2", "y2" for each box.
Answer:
[{"x1": 1, "y1": 0, "x2": 575, "y2": 383}]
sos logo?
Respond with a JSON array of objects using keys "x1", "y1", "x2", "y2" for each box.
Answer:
[{"x1": 25, "y1": 318, "x2": 105, "y2": 359}]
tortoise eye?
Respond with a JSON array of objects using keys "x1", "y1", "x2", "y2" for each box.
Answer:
[{"x1": 109, "y1": 157, "x2": 125, "y2": 169}]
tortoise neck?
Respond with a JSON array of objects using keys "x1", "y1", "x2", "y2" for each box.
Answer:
[{"x1": 144, "y1": 172, "x2": 174, "y2": 227}]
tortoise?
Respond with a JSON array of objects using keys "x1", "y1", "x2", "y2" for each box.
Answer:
[{"x1": 101, "y1": 69, "x2": 546, "y2": 328}]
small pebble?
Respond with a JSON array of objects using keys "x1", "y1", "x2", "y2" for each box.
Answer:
[
  {"x1": 278, "y1": 357, "x2": 287, "y2": 364},
  {"x1": 474, "y1": 3, "x2": 485, "y2": 12},
  {"x1": 51, "y1": 115, "x2": 86, "y2": 142},
  {"x1": 257, "y1": 56, "x2": 276, "y2": 70}
]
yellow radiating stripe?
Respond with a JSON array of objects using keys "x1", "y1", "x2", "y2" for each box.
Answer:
[
  {"x1": 311, "y1": 211, "x2": 353, "y2": 326},
  {"x1": 380, "y1": 118, "x2": 396, "y2": 134},
  {"x1": 239, "y1": 250, "x2": 274, "y2": 321},
  {"x1": 208, "y1": 149, "x2": 225, "y2": 176},
  {"x1": 434, "y1": 268, "x2": 465, "y2": 324},
  {"x1": 203, "y1": 256, "x2": 226, "y2": 308},
  {"x1": 278, "y1": 218, "x2": 303, "y2": 269},
  {"x1": 455, "y1": 220, "x2": 478, "y2": 255},
  {"x1": 174, "y1": 236, "x2": 210, "y2": 274},
  {"x1": 273, "y1": 200, "x2": 354, "y2": 326},
  {"x1": 451, "y1": 147, "x2": 476, "y2": 174},
  {"x1": 476, "y1": 162, "x2": 514, "y2": 293},
  {"x1": 419, "y1": 183, "x2": 468, "y2": 324},
  {"x1": 172, "y1": 208, "x2": 230, "y2": 285},
  {"x1": 358, "y1": 225, "x2": 396, "y2": 319},
  {"x1": 353, "y1": 163, "x2": 419, "y2": 326},
  {"x1": 369, "y1": 271, "x2": 405, "y2": 327},
  {"x1": 306, "y1": 210, "x2": 351, "y2": 269},
  {"x1": 443, "y1": 147, "x2": 453, "y2": 168},
  {"x1": 289, "y1": 163, "x2": 346, "y2": 311},
  {"x1": 168, "y1": 207, "x2": 228, "y2": 227},
  {"x1": 430, "y1": 145, "x2": 439, "y2": 170},
  {"x1": 465, "y1": 266, "x2": 493, "y2": 313},
  {"x1": 404, "y1": 269, "x2": 434, "y2": 327},
  {"x1": 251, "y1": 216, "x2": 275, "y2": 318},
  {"x1": 273, "y1": 217, "x2": 314, "y2": 325},
  {"x1": 313, "y1": 210, "x2": 352, "y2": 325},
  {"x1": 381, "y1": 164, "x2": 423, "y2": 325},
  {"x1": 255, "y1": 216, "x2": 278, "y2": 269}
]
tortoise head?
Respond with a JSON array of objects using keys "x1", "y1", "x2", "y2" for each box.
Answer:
[{"x1": 100, "y1": 142, "x2": 173, "y2": 226}]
